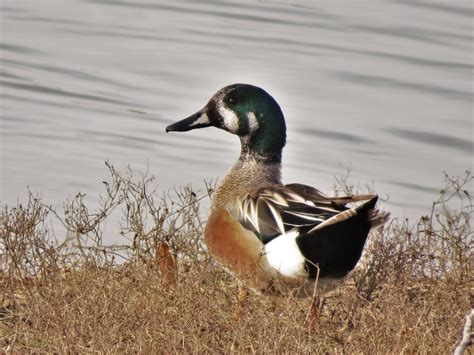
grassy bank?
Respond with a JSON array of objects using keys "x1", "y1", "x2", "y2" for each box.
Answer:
[{"x1": 0, "y1": 165, "x2": 472, "y2": 353}]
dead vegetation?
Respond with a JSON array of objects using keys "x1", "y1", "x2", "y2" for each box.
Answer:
[{"x1": 0, "y1": 164, "x2": 472, "y2": 353}]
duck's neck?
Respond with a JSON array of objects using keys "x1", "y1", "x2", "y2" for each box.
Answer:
[{"x1": 211, "y1": 152, "x2": 282, "y2": 212}]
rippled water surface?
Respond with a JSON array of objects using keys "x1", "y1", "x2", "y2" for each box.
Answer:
[{"x1": 1, "y1": 0, "x2": 473, "y2": 222}]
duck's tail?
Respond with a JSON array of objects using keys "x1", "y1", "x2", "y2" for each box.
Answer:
[
  {"x1": 368, "y1": 208, "x2": 391, "y2": 228},
  {"x1": 353, "y1": 195, "x2": 390, "y2": 229}
]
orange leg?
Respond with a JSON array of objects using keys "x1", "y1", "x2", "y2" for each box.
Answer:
[
  {"x1": 233, "y1": 287, "x2": 250, "y2": 322},
  {"x1": 305, "y1": 294, "x2": 321, "y2": 332}
]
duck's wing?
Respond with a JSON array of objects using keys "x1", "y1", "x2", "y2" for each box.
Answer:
[
  {"x1": 236, "y1": 183, "x2": 380, "y2": 243},
  {"x1": 236, "y1": 183, "x2": 390, "y2": 279}
]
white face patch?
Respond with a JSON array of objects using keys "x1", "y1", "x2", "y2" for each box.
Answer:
[
  {"x1": 189, "y1": 112, "x2": 210, "y2": 127},
  {"x1": 247, "y1": 112, "x2": 259, "y2": 133},
  {"x1": 218, "y1": 103, "x2": 240, "y2": 133}
]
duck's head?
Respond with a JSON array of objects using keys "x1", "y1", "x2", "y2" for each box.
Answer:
[{"x1": 166, "y1": 83, "x2": 286, "y2": 163}]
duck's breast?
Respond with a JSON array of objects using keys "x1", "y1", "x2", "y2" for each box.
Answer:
[{"x1": 204, "y1": 208, "x2": 275, "y2": 289}]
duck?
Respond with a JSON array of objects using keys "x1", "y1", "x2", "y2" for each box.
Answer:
[{"x1": 166, "y1": 83, "x2": 389, "y2": 296}]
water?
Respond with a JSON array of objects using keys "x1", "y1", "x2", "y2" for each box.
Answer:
[{"x1": 1, "y1": 0, "x2": 473, "y2": 226}]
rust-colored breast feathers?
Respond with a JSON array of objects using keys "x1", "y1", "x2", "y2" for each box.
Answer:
[{"x1": 204, "y1": 209, "x2": 272, "y2": 289}]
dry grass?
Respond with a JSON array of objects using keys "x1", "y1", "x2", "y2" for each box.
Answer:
[{"x1": 0, "y1": 164, "x2": 472, "y2": 353}]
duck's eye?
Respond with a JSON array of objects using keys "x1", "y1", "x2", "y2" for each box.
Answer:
[{"x1": 227, "y1": 95, "x2": 239, "y2": 105}]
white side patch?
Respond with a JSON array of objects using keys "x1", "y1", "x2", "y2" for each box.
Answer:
[
  {"x1": 189, "y1": 112, "x2": 210, "y2": 127},
  {"x1": 218, "y1": 104, "x2": 239, "y2": 133},
  {"x1": 264, "y1": 230, "x2": 306, "y2": 279},
  {"x1": 247, "y1": 112, "x2": 259, "y2": 132}
]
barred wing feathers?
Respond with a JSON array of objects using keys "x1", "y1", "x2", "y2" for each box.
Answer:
[{"x1": 237, "y1": 184, "x2": 376, "y2": 240}]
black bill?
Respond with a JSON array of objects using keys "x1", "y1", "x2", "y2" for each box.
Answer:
[{"x1": 166, "y1": 109, "x2": 213, "y2": 132}]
